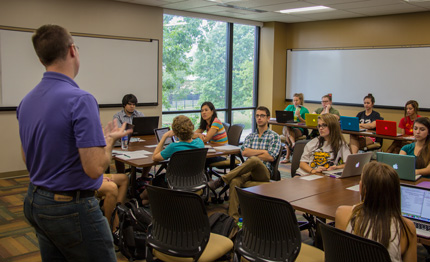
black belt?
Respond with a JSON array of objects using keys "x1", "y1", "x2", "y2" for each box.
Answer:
[{"x1": 39, "y1": 186, "x2": 95, "y2": 198}]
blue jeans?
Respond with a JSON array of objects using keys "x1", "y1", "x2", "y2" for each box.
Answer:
[{"x1": 24, "y1": 183, "x2": 116, "y2": 262}]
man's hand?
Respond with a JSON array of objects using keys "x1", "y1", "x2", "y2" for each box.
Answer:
[{"x1": 104, "y1": 121, "x2": 132, "y2": 145}]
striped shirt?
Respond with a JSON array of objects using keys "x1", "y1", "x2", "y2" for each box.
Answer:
[
  {"x1": 113, "y1": 109, "x2": 144, "y2": 126},
  {"x1": 207, "y1": 118, "x2": 228, "y2": 145},
  {"x1": 240, "y1": 129, "x2": 281, "y2": 171}
]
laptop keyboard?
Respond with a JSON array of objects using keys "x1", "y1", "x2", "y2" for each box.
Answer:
[{"x1": 413, "y1": 221, "x2": 430, "y2": 238}]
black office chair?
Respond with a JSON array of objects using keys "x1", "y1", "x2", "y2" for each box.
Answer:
[
  {"x1": 318, "y1": 220, "x2": 391, "y2": 262},
  {"x1": 270, "y1": 146, "x2": 284, "y2": 181},
  {"x1": 146, "y1": 185, "x2": 233, "y2": 261},
  {"x1": 234, "y1": 188, "x2": 324, "y2": 262},
  {"x1": 290, "y1": 139, "x2": 310, "y2": 177},
  {"x1": 165, "y1": 148, "x2": 209, "y2": 198},
  {"x1": 222, "y1": 122, "x2": 231, "y2": 134}
]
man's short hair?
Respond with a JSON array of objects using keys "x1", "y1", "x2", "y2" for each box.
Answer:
[
  {"x1": 122, "y1": 94, "x2": 138, "y2": 107},
  {"x1": 256, "y1": 106, "x2": 270, "y2": 117},
  {"x1": 172, "y1": 115, "x2": 194, "y2": 141},
  {"x1": 32, "y1": 25, "x2": 73, "y2": 66}
]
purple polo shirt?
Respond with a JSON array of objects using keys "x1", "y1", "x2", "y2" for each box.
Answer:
[{"x1": 17, "y1": 72, "x2": 105, "y2": 191}]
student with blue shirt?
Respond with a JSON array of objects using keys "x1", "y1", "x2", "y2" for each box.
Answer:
[
  {"x1": 400, "y1": 117, "x2": 430, "y2": 176},
  {"x1": 139, "y1": 115, "x2": 204, "y2": 204},
  {"x1": 281, "y1": 93, "x2": 309, "y2": 163}
]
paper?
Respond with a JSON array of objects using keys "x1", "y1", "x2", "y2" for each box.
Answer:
[
  {"x1": 144, "y1": 145, "x2": 158, "y2": 148},
  {"x1": 417, "y1": 181, "x2": 430, "y2": 189},
  {"x1": 300, "y1": 175, "x2": 323, "y2": 181},
  {"x1": 204, "y1": 145, "x2": 216, "y2": 153},
  {"x1": 347, "y1": 185, "x2": 360, "y2": 192},
  {"x1": 214, "y1": 145, "x2": 241, "y2": 151},
  {"x1": 114, "y1": 150, "x2": 152, "y2": 160},
  {"x1": 130, "y1": 137, "x2": 145, "y2": 142},
  {"x1": 402, "y1": 136, "x2": 416, "y2": 141}
]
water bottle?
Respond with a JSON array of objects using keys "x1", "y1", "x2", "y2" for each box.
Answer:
[
  {"x1": 121, "y1": 135, "x2": 128, "y2": 150},
  {"x1": 237, "y1": 218, "x2": 243, "y2": 229}
]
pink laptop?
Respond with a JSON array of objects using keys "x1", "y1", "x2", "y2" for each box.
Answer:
[{"x1": 375, "y1": 120, "x2": 401, "y2": 137}]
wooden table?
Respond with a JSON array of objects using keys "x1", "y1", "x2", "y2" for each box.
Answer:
[
  {"x1": 113, "y1": 135, "x2": 241, "y2": 197},
  {"x1": 245, "y1": 175, "x2": 430, "y2": 245}
]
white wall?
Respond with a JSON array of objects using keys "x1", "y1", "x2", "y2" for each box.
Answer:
[{"x1": 0, "y1": 0, "x2": 163, "y2": 173}]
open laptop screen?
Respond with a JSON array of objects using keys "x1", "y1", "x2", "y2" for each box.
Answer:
[
  {"x1": 154, "y1": 127, "x2": 174, "y2": 145},
  {"x1": 401, "y1": 184, "x2": 430, "y2": 223}
]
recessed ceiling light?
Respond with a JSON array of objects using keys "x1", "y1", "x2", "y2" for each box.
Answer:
[{"x1": 278, "y1": 6, "x2": 333, "y2": 14}]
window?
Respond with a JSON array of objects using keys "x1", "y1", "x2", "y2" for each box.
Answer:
[{"x1": 162, "y1": 15, "x2": 259, "y2": 141}]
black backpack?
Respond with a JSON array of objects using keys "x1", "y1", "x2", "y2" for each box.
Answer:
[
  {"x1": 112, "y1": 199, "x2": 152, "y2": 261},
  {"x1": 208, "y1": 212, "x2": 239, "y2": 240}
]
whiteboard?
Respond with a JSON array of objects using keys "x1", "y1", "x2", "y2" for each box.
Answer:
[
  {"x1": 0, "y1": 29, "x2": 159, "y2": 108},
  {"x1": 286, "y1": 48, "x2": 430, "y2": 109}
]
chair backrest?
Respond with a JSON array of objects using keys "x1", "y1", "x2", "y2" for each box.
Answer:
[
  {"x1": 236, "y1": 188, "x2": 302, "y2": 261},
  {"x1": 291, "y1": 139, "x2": 310, "y2": 177},
  {"x1": 166, "y1": 148, "x2": 208, "y2": 190},
  {"x1": 222, "y1": 122, "x2": 231, "y2": 134},
  {"x1": 146, "y1": 185, "x2": 210, "y2": 260},
  {"x1": 227, "y1": 124, "x2": 244, "y2": 146},
  {"x1": 318, "y1": 220, "x2": 392, "y2": 262},
  {"x1": 270, "y1": 146, "x2": 283, "y2": 181}
]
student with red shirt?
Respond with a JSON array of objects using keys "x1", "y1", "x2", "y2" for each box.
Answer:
[{"x1": 386, "y1": 100, "x2": 420, "y2": 153}]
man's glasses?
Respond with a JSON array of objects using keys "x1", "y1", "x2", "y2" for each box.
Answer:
[
  {"x1": 127, "y1": 103, "x2": 136, "y2": 106},
  {"x1": 321, "y1": 100, "x2": 330, "y2": 103},
  {"x1": 255, "y1": 114, "x2": 267, "y2": 118},
  {"x1": 317, "y1": 123, "x2": 328, "y2": 129}
]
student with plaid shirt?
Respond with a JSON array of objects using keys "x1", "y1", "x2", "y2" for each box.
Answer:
[{"x1": 208, "y1": 106, "x2": 281, "y2": 221}]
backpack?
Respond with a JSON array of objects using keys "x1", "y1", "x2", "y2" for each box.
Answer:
[
  {"x1": 208, "y1": 212, "x2": 239, "y2": 240},
  {"x1": 112, "y1": 199, "x2": 152, "y2": 261}
]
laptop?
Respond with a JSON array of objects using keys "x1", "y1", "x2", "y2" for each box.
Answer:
[
  {"x1": 375, "y1": 120, "x2": 402, "y2": 137},
  {"x1": 132, "y1": 116, "x2": 159, "y2": 136},
  {"x1": 323, "y1": 152, "x2": 372, "y2": 178},
  {"x1": 400, "y1": 184, "x2": 430, "y2": 238},
  {"x1": 305, "y1": 113, "x2": 319, "y2": 127},
  {"x1": 340, "y1": 116, "x2": 366, "y2": 132},
  {"x1": 154, "y1": 127, "x2": 175, "y2": 147},
  {"x1": 377, "y1": 152, "x2": 421, "y2": 181},
  {"x1": 276, "y1": 110, "x2": 296, "y2": 123}
]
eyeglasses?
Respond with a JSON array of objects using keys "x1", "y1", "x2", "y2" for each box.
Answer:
[
  {"x1": 317, "y1": 123, "x2": 328, "y2": 129},
  {"x1": 127, "y1": 103, "x2": 136, "y2": 106},
  {"x1": 255, "y1": 114, "x2": 267, "y2": 118},
  {"x1": 321, "y1": 100, "x2": 330, "y2": 103}
]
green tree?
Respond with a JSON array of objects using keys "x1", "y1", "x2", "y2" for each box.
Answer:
[{"x1": 162, "y1": 15, "x2": 202, "y2": 110}]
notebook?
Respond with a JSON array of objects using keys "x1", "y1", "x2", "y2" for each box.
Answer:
[
  {"x1": 323, "y1": 152, "x2": 372, "y2": 178},
  {"x1": 305, "y1": 113, "x2": 319, "y2": 127},
  {"x1": 375, "y1": 120, "x2": 402, "y2": 137},
  {"x1": 132, "y1": 116, "x2": 159, "y2": 136},
  {"x1": 340, "y1": 116, "x2": 366, "y2": 132},
  {"x1": 377, "y1": 152, "x2": 421, "y2": 181},
  {"x1": 400, "y1": 184, "x2": 430, "y2": 238},
  {"x1": 154, "y1": 127, "x2": 175, "y2": 147},
  {"x1": 276, "y1": 110, "x2": 296, "y2": 123}
]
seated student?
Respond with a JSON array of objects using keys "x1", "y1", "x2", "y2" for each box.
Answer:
[
  {"x1": 400, "y1": 117, "x2": 430, "y2": 176},
  {"x1": 335, "y1": 162, "x2": 417, "y2": 262},
  {"x1": 313, "y1": 94, "x2": 340, "y2": 120},
  {"x1": 296, "y1": 114, "x2": 350, "y2": 176},
  {"x1": 208, "y1": 106, "x2": 281, "y2": 222},
  {"x1": 350, "y1": 93, "x2": 383, "y2": 153},
  {"x1": 194, "y1": 101, "x2": 228, "y2": 165},
  {"x1": 113, "y1": 94, "x2": 149, "y2": 174},
  {"x1": 281, "y1": 93, "x2": 309, "y2": 164},
  {"x1": 96, "y1": 173, "x2": 129, "y2": 232},
  {"x1": 139, "y1": 115, "x2": 205, "y2": 204},
  {"x1": 387, "y1": 100, "x2": 421, "y2": 154}
]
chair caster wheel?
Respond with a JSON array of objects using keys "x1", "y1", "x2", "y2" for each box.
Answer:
[
  {"x1": 211, "y1": 197, "x2": 219, "y2": 204},
  {"x1": 224, "y1": 196, "x2": 229, "y2": 201},
  {"x1": 217, "y1": 198, "x2": 224, "y2": 204}
]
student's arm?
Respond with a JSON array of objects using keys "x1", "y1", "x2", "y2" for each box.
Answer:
[
  {"x1": 360, "y1": 121, "x2": 376, "y2": 130},
  {"x1": 152, "y1": 130, "x2": 174, "y2": 161},
  {"x1": 416, "y1": 163, "x2": 430, "y2": 176},
  {"x1": 203, "y1": 127, "x2": 218, "y2": 143},
  {"x1": 79, "y1": 122, "x2": 130, "y2": 179},
  {"x1": 401, "y1": 218, "x2": 417, "y2": 262},
  {"x1": 400, "y1": 150, "x2": 407, "y2": 155},
  {"x1": 193, "y1": 129, "x2": 205, "y2": 140},
  {"x1": 335, "y1": 205, "x2": 353, "y2": 230}
]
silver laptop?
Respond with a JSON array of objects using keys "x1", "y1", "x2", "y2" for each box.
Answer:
[
  {"x1": 377, "y1": 152, "x2": 421, "y2": 181},
  {"x1": 401, "y1": 184, "x2": 430, "y2": 238},
  {"x1": 154, "y1": 127, "x2": 175, "y2": 147},
  {"x1": 323, "y1": 152, "x2": 372, "y2": 178}
]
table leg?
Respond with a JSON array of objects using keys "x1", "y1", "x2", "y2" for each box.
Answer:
[{"x1": 129, "y1": 166, "x2": 137, "y2": 198}]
